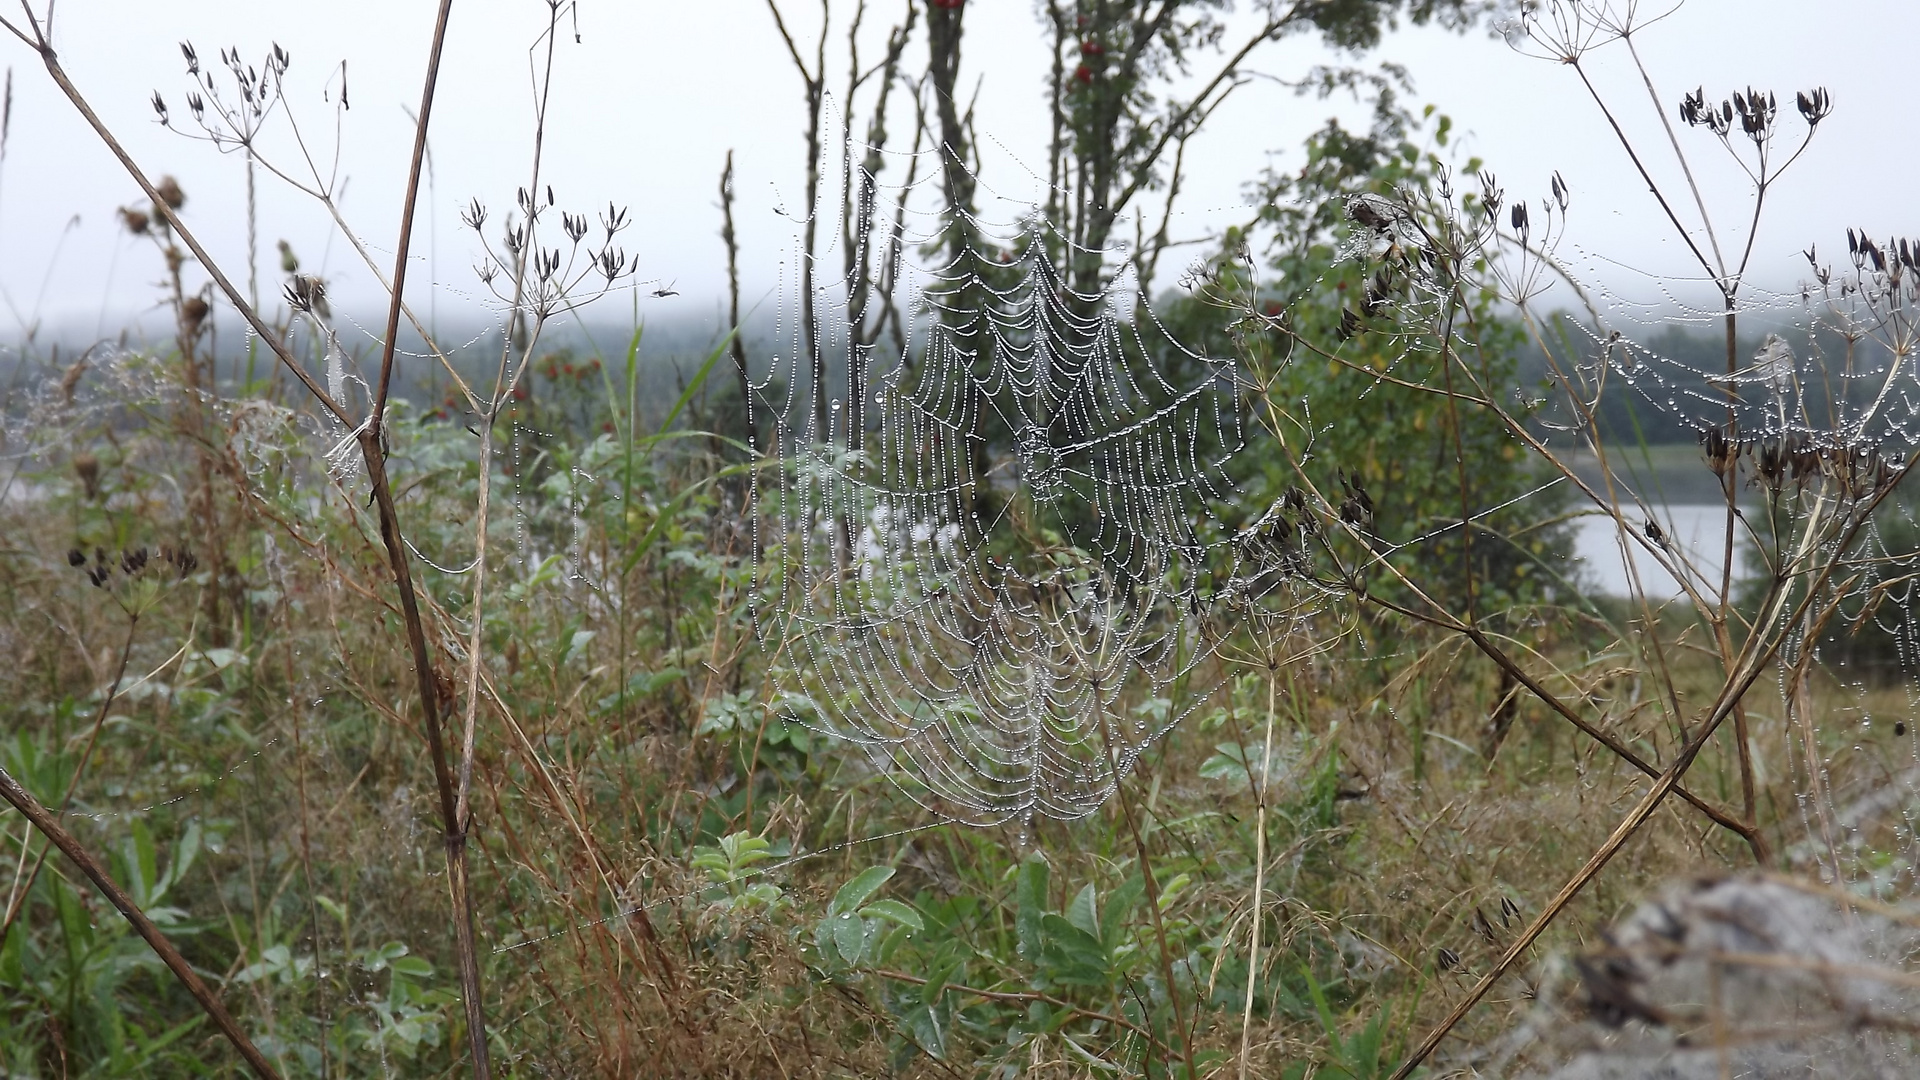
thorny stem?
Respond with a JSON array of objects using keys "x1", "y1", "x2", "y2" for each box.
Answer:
[
  {"x1": 0, "y1": 611, "x2": 138, "y2": 948},
  {"x1": 0, "y1": 762, "x2": 283, "y2": 1080}
]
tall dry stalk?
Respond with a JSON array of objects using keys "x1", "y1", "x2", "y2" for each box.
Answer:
[{"x1": 0, "y1": 3, "x2": 500, "y2": 1074}]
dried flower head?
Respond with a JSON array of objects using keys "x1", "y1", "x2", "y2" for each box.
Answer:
[
  {"x1": 155, "y1": 175, "x2": 186, "y2": 210},
  {"x1": 181, "y1": 296, "x2": 210, "y2": 332},
  {"x1": 73, "y1": 452, "x2": 101, "y2": 501}
]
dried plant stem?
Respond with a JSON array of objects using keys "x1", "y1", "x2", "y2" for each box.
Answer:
[
  {"x1": 0, "y1": 611, "x2": 138, "y2": 947},
  {"x1": 1238, "y1": 661, "x2": 1278, "y2": 1080},
  {"x1": 9, "y1": 6, "x2": 492, "y2": 1073},
  {"x1": 0, "y1": 762, "x2": 283, "y2": 1080},
  {"x1": 355, "y1": 4, "x2": 495, "y2": 1074},
  {"x1": 1098, "y1": 700, "x2": 1197, "y2": 1080},
  {"x1": 719, "y1": 150, "x2": 758, "y2": 457}
]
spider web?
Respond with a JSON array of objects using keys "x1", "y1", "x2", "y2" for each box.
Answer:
[
  {"x1": 747, "y1": 150, "x2": 1290, "y2": 826},
  {"x1": 1541, "y1": 231, "x2": 1920, "y2": 891}
]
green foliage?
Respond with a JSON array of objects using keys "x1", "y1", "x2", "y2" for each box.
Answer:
[
  {"x1": 1163, "y1": 99, "x2": 1574, "y2": 622},
  {"x1": 694, "y1": 831, "x2": 786, "y2": 912}
]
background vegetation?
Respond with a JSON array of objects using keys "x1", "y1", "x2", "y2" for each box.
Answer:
[{"x1": 3, "y1": 1, "x2": 1916, "y2": 1078}]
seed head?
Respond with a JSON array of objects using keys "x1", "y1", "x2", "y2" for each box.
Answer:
[
  {"x1": 181, "y1": 296, "x2": 210, "y2": 332},
  {"x1": 1731, "y1": 87, "x2": 1776, "y2": 142},
  {"x1": 1795, "y1": 86, "x2": 1831, "y2": 128},
  {"x1": 155, "y1": 175, "x2": 186, "y2": 211},
  {"x1": 73, "y1": 452, "x2": 101, "y2": 501}
]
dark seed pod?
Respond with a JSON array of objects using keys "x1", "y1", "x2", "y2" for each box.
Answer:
[
  {"x1": 67, "y1": 548, "x2": 86, "y2": 567},
  {"x1": 1644, "y1": 518, "x2": 1668, "y2": 550}
]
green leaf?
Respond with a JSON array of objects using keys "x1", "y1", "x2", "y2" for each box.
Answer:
[
  {"x1": 390, "y1": 956, "x2": 433, "y2": 980},
  {"x1": 921, "y1": 958, "x2": 961, "y2": 1005},
  {"x1": 315, "y1": 894, "x2": 349, "y2": 925},
  {"x1": 1155, "y1": 871, "x2": 1192, "y2": 913},
  {"x1": 899, "y1": 1000, "x2": 948, "y2": 1059},
  {"x1": 831, "y1": 912, "x2": 867, "y2": 967},
  {"x1": 1101, "y1": 875, "x2": 1144, "y2": 948},
  {"x1": 858, "y1": 898, "x2": 923, "y2": 932},
  {"x1": 1065, "y1": 883, "x2": 1099, "y2": 938},
  {"x1": 169, "y1": 820, "x2": 202, "y2": 890},
  {"x1": 1039, "y1": 913, "x2": 1108, "y2": 982},
  {"x1": 1199, "y1": 742, "x2": 1253, "y2": 783},
  {"x1": 830, "y1": 866, "x2": 895, "y2": 917},
  {"x1": 1015, "y1": 857, "x2": 1049, "y2": 962}
]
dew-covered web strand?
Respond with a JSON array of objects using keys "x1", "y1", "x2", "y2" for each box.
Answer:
[{"x1": 1536, "y1": 237, "x2": 1920, "y2": 890}]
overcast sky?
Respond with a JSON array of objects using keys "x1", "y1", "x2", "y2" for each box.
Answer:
[{"x1": 0, "y1": 0, "x2": 1914, "y2": 346}]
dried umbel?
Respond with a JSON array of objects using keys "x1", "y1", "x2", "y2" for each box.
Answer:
[
  {"x1": 283, "y1": 274, "x2": 330, "y2": 320},
  {"x1": 1698, "y1": 426, "x2": 1737, "y2": 479},
  {"x1": 117, "y1": 206, "x2": 150, "y2": 235},
  {"x1": 66, "y1": 544, "x2": 198, "y2": 593}
]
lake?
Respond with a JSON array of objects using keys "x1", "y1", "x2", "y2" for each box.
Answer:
[{"x1": 1572, "y1": 503, "x2": 1753, "y2": 599}]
